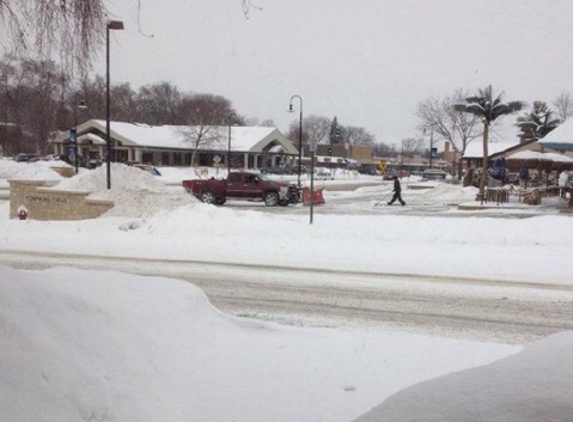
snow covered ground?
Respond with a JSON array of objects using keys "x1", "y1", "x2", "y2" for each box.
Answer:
[{"x1": 1, "y1": 159, "x2": 572, "y2": 421}]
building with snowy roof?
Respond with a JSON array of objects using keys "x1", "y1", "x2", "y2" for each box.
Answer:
[
  {"x1": 52, "y1": 119, "x2": 298, "y2": 169},
  {"x1": 539, "y1": 117, "x2": 573, "y2": 151},
  {"x1": 460, "y1": 138, "x2": 566, "y2": 167}
]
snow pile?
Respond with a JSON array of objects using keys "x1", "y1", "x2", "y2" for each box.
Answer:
[
  {"x1": 33, "y1": 159, "x2": 73, "y2": 169},
  {"x1": 420, "y1": 184, "x2": 476, "y2": 203},
  {"x1": 353, "y1": 331, "x2": 573, "y2": 422},
  {"x1": 0, "y1": 159, "x2": 63, "y2": 180},
  {"x1": 142, "y1": 203, "x2": 289, "y2": 235},
  {"x1": 10, "y1": 166, "x2": 63, "y2": 181},
  {"x1": 0, "y1": 158, "x2": 23, "y2": 179},
  {"x1": 54, "y1": 163, "x2": 166, "y2": 192},
  {"x1": 0, "y1": 266, "x2": 520, "y2": 422},
  {"x1": 0, "y1": 159, "x2": 71, "y2": 180},
  {"x1": 48, "y1": 163, "x2": 194, "y2": 218}
]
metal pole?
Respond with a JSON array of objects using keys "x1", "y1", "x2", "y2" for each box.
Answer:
[
  {"x1": 104, "y1": 20, "x2": 124, "y2": 189},
  {"x1": 106, "y1": 23, "x2": 111, "y2": 189},
  {"x1": 429, "y1": 130, "x2": 434, "y2": 170},
  {"x1": 329, "y1": 145, "x2": 332, "y2": 178},
  {"x1": 400, "y1": 141, "x2": 404, "y2": 179},
  {"x1": 227, "y1": 112, "x2": 236, "y2": 176},
  {"x1": 289, "y1": 95, "x2": 303, "y2": 189},
  {"x1": 228, "y1": 117, "x2": 232, "y2": 176},
  {"x1": 298, "y1": 107, "x2": 302, "y2": 187},
  {"x1": 310, "y1": 150, "x2": 315, "y2": 225},
  {"x1": 74, "y1": 105, "x2": 78, "y2": 174}
]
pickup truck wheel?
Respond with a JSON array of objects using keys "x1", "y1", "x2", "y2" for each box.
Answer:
[
  {"x1": 200, "y1": 191, "x2": 216, "y2": 204},
  {"x1": 264, "y1": 191, "x2": 280, "y2": 207}
]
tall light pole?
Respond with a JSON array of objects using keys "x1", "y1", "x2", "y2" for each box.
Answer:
[
  {"x1": 289, "y1": 94, "x2": 303, "y2": 188},
  {"x1": 400, "y1": 140, "x2": 404, "y2": 179},
  {"x1": 73, "y1": 98, "x2": 87, "y2": 174},
  {"x1": 1, "y1": 73, "x2": 7, "y2": 157},
  {"x1": 227, "y1": 112, "x2": 237, "y2": 176},
  {"x1": 106, "y1": 20, "x2": 124, "y2": 189},
  {"x1": 429, "y1": 129, "x2": 434, "y2": 170}
]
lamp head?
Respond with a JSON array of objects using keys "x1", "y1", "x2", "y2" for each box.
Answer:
[
  {"x1": 107, "y1": 20, "x2": 124, "y2": 30},
  {"x1": 77, "y1": 100, "x2": 88, "y2": 110},
  {"x1": 288, "y1": 103, "x2": 294, "y2": 113}
]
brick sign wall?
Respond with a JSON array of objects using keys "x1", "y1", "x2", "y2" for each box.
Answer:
[{"x1": 9, "y1": 180, "x2": 114, "y2": 220}]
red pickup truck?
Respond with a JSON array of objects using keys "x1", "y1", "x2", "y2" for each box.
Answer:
[{"x1": 182, "y1": 171, "x2": 300, "y2": 206}]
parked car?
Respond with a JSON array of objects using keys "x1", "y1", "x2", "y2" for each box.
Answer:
[
  {"x1": 422, "y1": 169, "x2": 448, "y2": 180},
  {"x1": 382, "y1": 171, "x2": 398, "y2": 180},
  {"x1": 13, "y1": 153, "x2": 39, "y2": 162},
  {"x1": 358, "y1": 165, "x2": 378, "y2": 175},
  {"x1": 261, "y1": 164, "x2": 307, "y2": 175},
  {"x1": 133, "y1": 164, "x2": 161, "y2": 176}
]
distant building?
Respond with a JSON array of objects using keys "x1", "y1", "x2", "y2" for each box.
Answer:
[{"x1": 52, "y1": 119, "x2": 298, "y2": 169}]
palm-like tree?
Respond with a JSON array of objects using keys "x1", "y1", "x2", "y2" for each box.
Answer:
[{"x1": 453, "y1": 86, "x2": 524, "y2": 199}]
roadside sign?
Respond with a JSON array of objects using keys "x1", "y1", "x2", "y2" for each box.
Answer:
[
  {"x1": 310, "y1": 140, "x2": 318, "y2": 153},
  {"x1": 378, "y1": 160, "x2": 387, "y2": 172},
  {"x1": 213, "y1": 155, "x2": 221, "y2": 164}
]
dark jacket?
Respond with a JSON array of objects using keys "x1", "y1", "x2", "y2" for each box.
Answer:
[{"x1": 393, "y1": 178, "x2": 401, "y2": 193}]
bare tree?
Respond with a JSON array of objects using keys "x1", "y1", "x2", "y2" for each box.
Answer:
[
  {"x1": 0, "y1": 1, "x2": 259, "y2": 72},
  {"x1": 552, "y1": 91, "x2": 573, "y2": 122},
  {"x1": 135, "y1": 82, "x2": 183, "y2": 125},
  {"x1": 179, "y1": 93, "x2": 236, "y2": 167},
  {"x1": 0, "y1": 0, "x2": 106, "y2": 74},
  {"x1": 416, "y1": 89, "x2": 482, "y2": 155},
  {"x1": 244, "y1": 117, "x2": 275, "y2": 127},
  {"x1": 401, "y1": 137, "x2": 425, "y2": 158},
  {"x1": 372, "y1": 142, "x2": 396, "y2": 158},
  {"x1": 287, "y1": 115, "x2": 330, "y2": 146},
  {"x1": 342, "y1": 126, "x2": 375, "y2": 147}
]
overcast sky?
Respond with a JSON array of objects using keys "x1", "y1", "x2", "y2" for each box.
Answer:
[{"x1": 101, "y1": 0, "x2": 573, "y2": 146}]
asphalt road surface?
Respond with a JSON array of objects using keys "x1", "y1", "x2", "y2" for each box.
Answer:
[{"x1": 2, "y1": 249, "x2": 572, "y2": 344}]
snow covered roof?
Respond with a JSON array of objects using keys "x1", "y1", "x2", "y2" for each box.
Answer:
[
  {"x1": 506, "y1": 150, "x2": 546, "y2": 160},
  {"x1": 463, "y1": 140, "x2": 521, "y2": 159},
  {"x1": 86, "y1": 120, "x2": 296, "y2": 153},
  {"x1": 506, "y1": 151, "x2": 573, "y2": 162},
  {"x1": 539, "y1": 118, "x2": 573, "y2": 151},
  {"x1": 55, "y1": 120, "x2": 298, "y2": 154}
]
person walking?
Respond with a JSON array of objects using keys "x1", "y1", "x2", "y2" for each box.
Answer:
[{"x1": 387, "y1": 175, "x2": 406, "y2": 206}]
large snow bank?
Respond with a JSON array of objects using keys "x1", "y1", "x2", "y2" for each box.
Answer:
[
  {"x1": 420, "y1": 184, "x2": 477, "y2": 203},
  {"x1": 53, "y1": 163, "x2": 166, "y2": 192},
  {"x1": 10, "y1": 166, "x2": 63, "y2": 181},
  {"x1": 0, "y1": 266, "x2": 519, "y2": 422},
  {"x1": 50, "y1": 163, "x2": 195, "y2": 218},
  {"x1": 352, "y1": 330, "x2": 573, "y2": 422},
  {"x1": 0, "y1": 159, "x2": 64, "y2": 181}
]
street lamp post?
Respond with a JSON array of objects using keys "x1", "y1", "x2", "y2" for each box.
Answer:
[
  {"x1": 1, "y1": 73, "x2": 7, "y2": 157},
  {"x1": 227, "y1": 112, "x2": 237, "y2": 176},
  {"x1": 106, "y1": 20, "x2": 124, "y2": 189},
  {"x1": 429, "y1": 129, "x2": 434, "y2": 169},
  {"x1": 288, "y1": 94, "x2": 303, "y2": 188},
  {"x1": 400, "y1": 141, "x2": 404, "y2": 179},
  {"x1": 73, "y1": 98, "x2": 87, "y2": 174}
]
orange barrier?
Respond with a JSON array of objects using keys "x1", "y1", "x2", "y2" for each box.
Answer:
[{"x1": 302, "y1": 187, "x2": 325, "y2": 206}]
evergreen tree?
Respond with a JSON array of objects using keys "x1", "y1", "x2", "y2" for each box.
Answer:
[
  {"x1": 516, "y1": 101, "x2": 561, "y2": 143},
  {"x1": 329, "y1": 116, "x2": 344, "y2": 144}
]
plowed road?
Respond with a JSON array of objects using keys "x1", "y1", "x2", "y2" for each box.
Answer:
[{"x1": 2, "y1": 249, "x2": 572, "y2": 343}]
